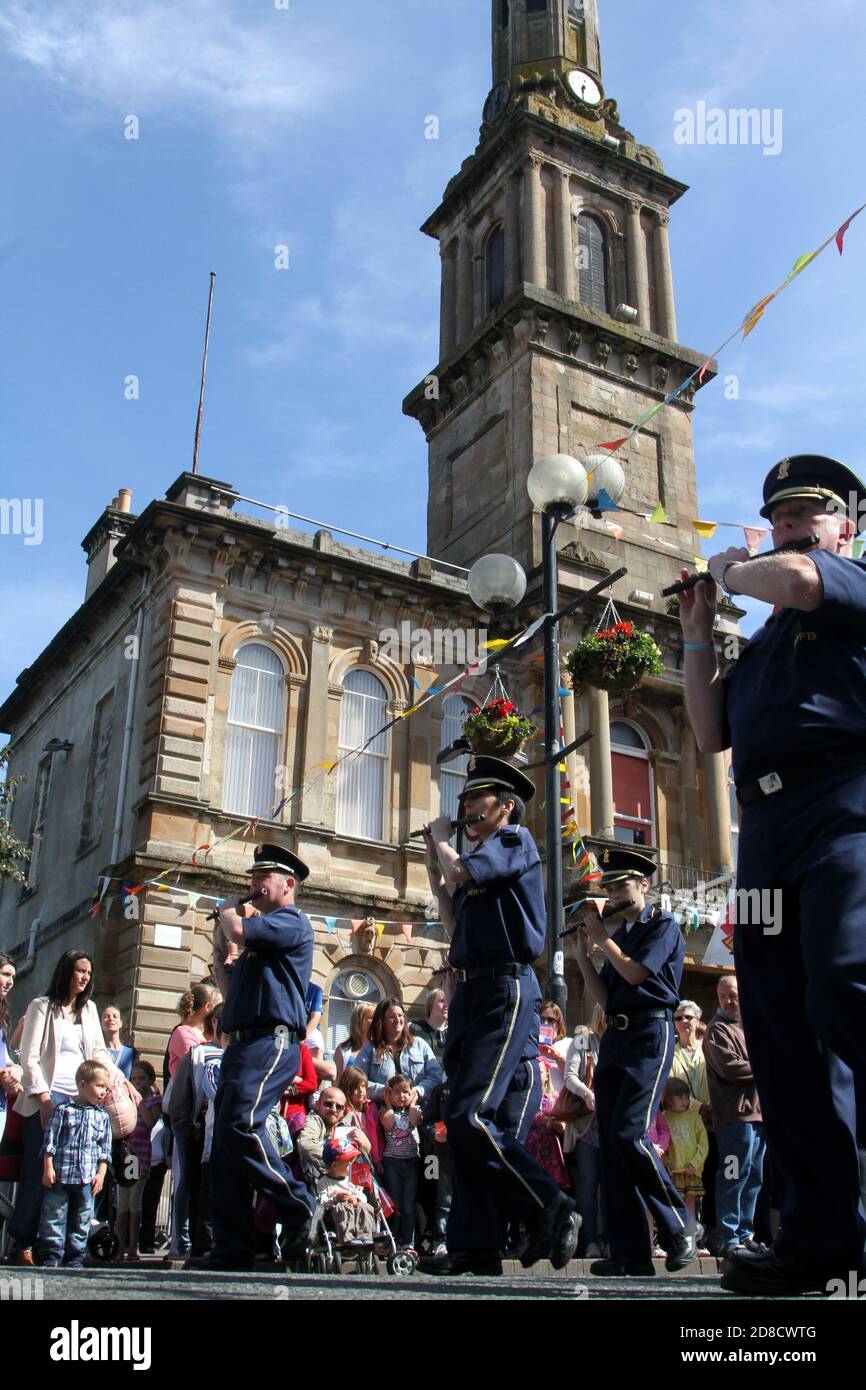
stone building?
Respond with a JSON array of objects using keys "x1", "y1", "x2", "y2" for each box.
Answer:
[{"x1": 0, "y1": 0, "x2": 740, "y2": 1061}]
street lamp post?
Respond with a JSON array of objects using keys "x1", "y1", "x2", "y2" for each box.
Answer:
[
  {"x1": 468, "y1": 452, "x2": 627, "y2": 1019},
  {"x1": 527, "y1": 454, "x2": 589, "y2": 1015}
]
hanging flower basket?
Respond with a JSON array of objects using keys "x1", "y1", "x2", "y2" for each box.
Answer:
[
  {"x1": 461, "y1": 698, "x2": 536, "y2": 758},
  {"x1": 566, "y1": 621, "x2": 663, "y2": 695}
]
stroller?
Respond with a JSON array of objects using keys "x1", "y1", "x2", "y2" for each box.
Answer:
[{"x1": 293, "y1": 1143, "x2": 416, "y2": 1277}]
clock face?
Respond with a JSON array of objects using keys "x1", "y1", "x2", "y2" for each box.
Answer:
[
  {"x1": 483, "y1": 81, "x2": 510, "y2": 126},
  {"x1": 567, "y1": 69, "x2": 603, "y2": 107}
]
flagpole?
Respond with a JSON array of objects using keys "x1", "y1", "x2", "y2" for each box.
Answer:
[{"x1": 192, "y1": 272, "x2": 216, "y2": 476}]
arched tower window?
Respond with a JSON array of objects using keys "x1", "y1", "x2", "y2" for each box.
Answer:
[
  {"x1": 610, "y1": 720, "x2": 655, "y2": 846},
  {"x1": 500, "y1": 0, "x2": 510, "y2": 27},
  {"x1": 486, "y1": 223, "x2": 505, "y2": 312},
  {"x1": 526, "y1": 0, "x2": 547, "y2": 11},
  {"x1": 336, "y1": 669, "x2": 391, "y2": 841},
  {"x1": 577, "y1": 213, "x2": 609, "y2": 314},
  {"x1": 223, "y1": 643, "x2": 286, "y2": 818}
]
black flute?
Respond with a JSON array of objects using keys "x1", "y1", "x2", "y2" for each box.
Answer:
[{"x1": 661, "y1": 532, "x2": 820, "y2": 596}]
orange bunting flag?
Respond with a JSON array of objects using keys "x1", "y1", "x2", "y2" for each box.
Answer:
[
  {"x1": 697, "y1": 359, "x2": 711, "y2": 385},
  {"x1": 742, "y1": 293, "x2": 775, "y2": 339}
]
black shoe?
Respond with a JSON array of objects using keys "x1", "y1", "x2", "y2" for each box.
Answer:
[
  {"x1": 720, "y1": 1246, "x2": 853, "y2": 1296},
  {"x1": 280, "y1": 1218, "x2": 313, "y2": 1264},
  {"x1": 664, "y1": 1229, "x2": 699, "y2": 1272},
  {"x1": 589, "y1": 1256, "x2": 655, "y2": 1277},
  {"x1": 521, "y1": 1193, "x2": 580, "y2": 1269},
  {"x1": 417, "y1": 1249, "x2": 503, "y2": 1277},
  {"x1": 186, "y1": 1251, "x2": 255, "y2": 1272}
]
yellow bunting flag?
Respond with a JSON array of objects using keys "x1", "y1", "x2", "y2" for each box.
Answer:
[
  {"x1": 693, "y1": 555, "x2": 709, "y2": 572},
  {"x1": 650, "y1": 503, "x2": 667, "y2": 524},
  {"x1": 742, "y1": 293, "x2": 775, "y2": 339},
  {"x1": 482, "y1": 638, "x2": 511, "y2": 651},
  {"x1": 693, "y1": 520, "x2": 717, "y2": 539},
  {"x1": 376, "y1": 922, "x2": 385, "y2": 939}
]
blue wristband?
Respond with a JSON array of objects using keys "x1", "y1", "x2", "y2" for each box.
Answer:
[{"x1": 683, "y1": 641, "x2": 712, "y2": 651}]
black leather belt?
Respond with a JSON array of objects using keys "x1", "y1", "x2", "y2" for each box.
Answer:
[
  {"x1": 452, "y1": 963, "x2": 533, "y2": 984},
  {"x1": 604, "y1": 1009, "x2": 670, "y2": 1031},
  {"x1": 736, "y1": 750, "x2": 866, "y2": 806},
  {"x1": 227, "y1": 1025, "x2": 302, "y2": 1046}
]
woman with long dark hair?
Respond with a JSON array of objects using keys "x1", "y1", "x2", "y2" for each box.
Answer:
[
  {"x1": 354, "y1": 997, "x2": 442, "y2": 1105},
  {"x1": 7, "y1": 948, "x2": 128, "y2": 1266},
  {"x1": 0, "y1": 952, "x2": 23, "y2": 1146}
]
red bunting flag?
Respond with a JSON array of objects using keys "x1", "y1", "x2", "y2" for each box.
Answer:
[
  {"x1": 836, "y1": 216, "x2": 854, "y2": 254},
  {"x1": 599, "y1": 436, "x2": 629, "y2": 452}
]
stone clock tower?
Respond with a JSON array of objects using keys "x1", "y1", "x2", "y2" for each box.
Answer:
[{"x1": 404, "y1": 0, "x2": 736, "y2": 897}]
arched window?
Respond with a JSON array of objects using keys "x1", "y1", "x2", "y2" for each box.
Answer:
[
  {"x1": 610, "y1": 720, "x2": 655, "y2": 846},
  {"x1": 486, "y1": 224, "x2": 505, "y2": 312},
  {"x1": 325, "y1": 968, "x2": 384, "y2": 1056},
  {"x1": 526, "y1": 0, "x2": 547, "y2": 11},
  {"x1": 223, "y1": 643, "x2": 286, "y2": 818},
  {"x1": 500, "y1": 0, "x2": 510, "y2": 28},
  {"x1": 336, "y1": 669, "x2": 391, "y2": 840},
  {"x1": 578, "y1": 213, "x2": 609, "y2": 314},
  {"x1": 439, "y1": 694, "x2": 473, "y2": 820}
]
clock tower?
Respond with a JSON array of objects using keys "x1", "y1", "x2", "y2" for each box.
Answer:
[
  {"x1": 403, "y1": 0, "x2": 717, "y2": 593},
  {"x1": 403, "y1": 0, "x2": 737, "y2": 889}
]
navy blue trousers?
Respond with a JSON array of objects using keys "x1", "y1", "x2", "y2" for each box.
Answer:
[
  {"x1": 735, "y1": 769, "x2": 866, "y2": 1271},
  {"x1": 595, "y1": 1014, "x2": 691, "y2": 1261},
  {"x1": 209, "y1": 1033, "x2": 313, "y2": 1259},
  {"x1": 443, "y1": 970, "x2": 560, "y2": 1254}
]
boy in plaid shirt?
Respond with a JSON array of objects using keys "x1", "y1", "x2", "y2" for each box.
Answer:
[{"x1": 40, "y1": 1060, "x2": 113, "y2": 1267}]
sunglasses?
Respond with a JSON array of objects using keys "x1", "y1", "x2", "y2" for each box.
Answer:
[
  {"x1": 320, "y1": 1101, "x2": 346, "y2": 1110},
  {"x1": 674, "y1": 1015, "x2": 696, "y2": 1022}
]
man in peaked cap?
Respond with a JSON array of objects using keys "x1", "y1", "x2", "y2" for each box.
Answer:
[
  {"x1": 678, "y1": 452, "x2": 866, "y2": 1295},
  {"x1": 418, "y1": 756, "x2": 579, "y2": 1276},
  {"x1": 192, "y1": 843, "x2": 315, "y2": 1270},
  {"x1": 571, "y1": 845, "x2": 699, "y2": 1276}
]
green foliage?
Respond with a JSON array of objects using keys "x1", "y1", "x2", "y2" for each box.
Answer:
[
  {"x1": 566, "y1": 621, "x2": 664, "y2": 693},
  {"x1": 0, "y1": 745, "x2": 30, "y2": 884}
]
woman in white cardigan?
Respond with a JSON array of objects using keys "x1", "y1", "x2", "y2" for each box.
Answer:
[{"x1": 8, "y1": 948, "x2": 129, "y2": 1265}]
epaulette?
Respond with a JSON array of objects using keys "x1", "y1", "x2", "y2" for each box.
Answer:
[{"x1": 500, "y1": 829, "x2": 522, "y2": 846}]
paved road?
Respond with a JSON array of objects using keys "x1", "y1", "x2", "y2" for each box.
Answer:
[{"x1": 7, "y1": 1264, "x2": 823, "y2": 1302}]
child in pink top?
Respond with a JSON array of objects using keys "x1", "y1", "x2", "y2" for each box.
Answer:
[{"x1": 339, "y1": 1065, "x2": 383, "y2": 1181}]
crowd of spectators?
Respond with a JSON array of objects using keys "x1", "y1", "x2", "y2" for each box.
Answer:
[{"x1": 0, "y1": 944, "x2": 771, "y2": 1268}]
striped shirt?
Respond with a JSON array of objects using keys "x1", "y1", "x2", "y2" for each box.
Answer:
[{"x1": 42, "y1": 1099, "x2": 112, "y2": 1185}]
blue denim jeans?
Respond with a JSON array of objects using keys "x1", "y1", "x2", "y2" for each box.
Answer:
[
  {"x1": 714, "y1": 1121, "x2": 766, "y2": 1248},
  {"x1": 39, "y1": 1182, "x2": 95, "y2": 1265},
  {"x1": 569, "y1": 1139, "x2": 601, "y2": 1245},
  {"x1": 8, "y1": 1112, "x2": 46, "y2": 1252},
  {"x1": 382, "y1": 1157, "x2": 419, "y2": 1247}
]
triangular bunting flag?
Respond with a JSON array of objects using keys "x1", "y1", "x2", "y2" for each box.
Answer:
[
  {"x1": 743, "y1": 526, "x2": 768, "y2": 553},
  {"x1": 595, "y1": 488, "x2": 619, "y2": 512},
  {"x1": 325, "y1": 917, "x2": 337, "y2": 933},
  {"x1": 376, "y1": 922, "x2": 385, "y2": 939},
  {"x1": 693, "y1": 520, "x2": 717, "y2": 539},
  {"x1": 650, "y1": 503, "x2": 667, "y2": 524},
  {"x1": 693, "y1": 555, "x2": 709, "y2": 572},
  {"x1": 599, "y1": 436, "x2": 629, "y2": 451},
  {"x1": 350, "y1": 919, "x2": 364, "y2": 934},
  {"x1": 400, "y1": 924, "x2": 413, "y2": 942}
]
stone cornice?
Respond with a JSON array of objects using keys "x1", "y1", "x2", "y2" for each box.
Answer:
[{"x1": 403, "y1": 284, "x2": 716, "y2": 439}]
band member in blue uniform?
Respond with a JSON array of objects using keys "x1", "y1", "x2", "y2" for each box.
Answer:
[
  {"x1": 573, "y1": 847, "x2": 698, "y2": 1276},
  {"x1": 679, "y1": 453, "x2": 866, "y2": 1295},
  {"x1": 419, "y1": 757, "x2": 579, "y2": 1277},
  {"x1": 192, "y1": 843, "x2": 315, "y2": 1271}
]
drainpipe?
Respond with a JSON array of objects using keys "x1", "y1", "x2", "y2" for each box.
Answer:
[
  {"x1": 110, "y1": 576, "x2": 148, "y2": 866},
  {"x1": 14, "y1": 916, "x2": 42, "y2": 979}
]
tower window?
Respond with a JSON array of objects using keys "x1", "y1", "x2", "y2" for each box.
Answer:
[
  {"x1": 500, "y1": 0, "x2": 509, "y2": 27},
  {"x1": 526, "y1": 0, "x2": 547, "y2": 11},
  {"x1": 486, "y1": 224, "x2": 505, "y2": 312},
  {"x1": 577, "y1": 213, "x2": 609, "y2": 314}
]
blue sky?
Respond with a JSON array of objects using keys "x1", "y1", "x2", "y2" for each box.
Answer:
[{"x1": 1, "y1": 0, "x2": 865, "y2": 707}]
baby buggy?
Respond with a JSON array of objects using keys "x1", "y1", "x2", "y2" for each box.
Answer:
[{"x1": 294, "y1": 1142, "x2": 416, "y2": 1277}]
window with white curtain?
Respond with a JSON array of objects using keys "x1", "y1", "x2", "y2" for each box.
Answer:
[
  {"x1": 336, "y1": 669, "x2": 391, "y2": 840},
  {"x1": 223, "y1": 643, "x2": 286, "y2": 818},
  {"x1": 439, "y1": 694, "x2": 473, "y2": 821}
]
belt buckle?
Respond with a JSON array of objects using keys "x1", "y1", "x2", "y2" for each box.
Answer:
[
  {"x1": 757, "y1": 771, "x2": 783, "y2": 795},
  {"x1": 613, "y1": 1013, "x2": 629, "y2": 1031}
]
